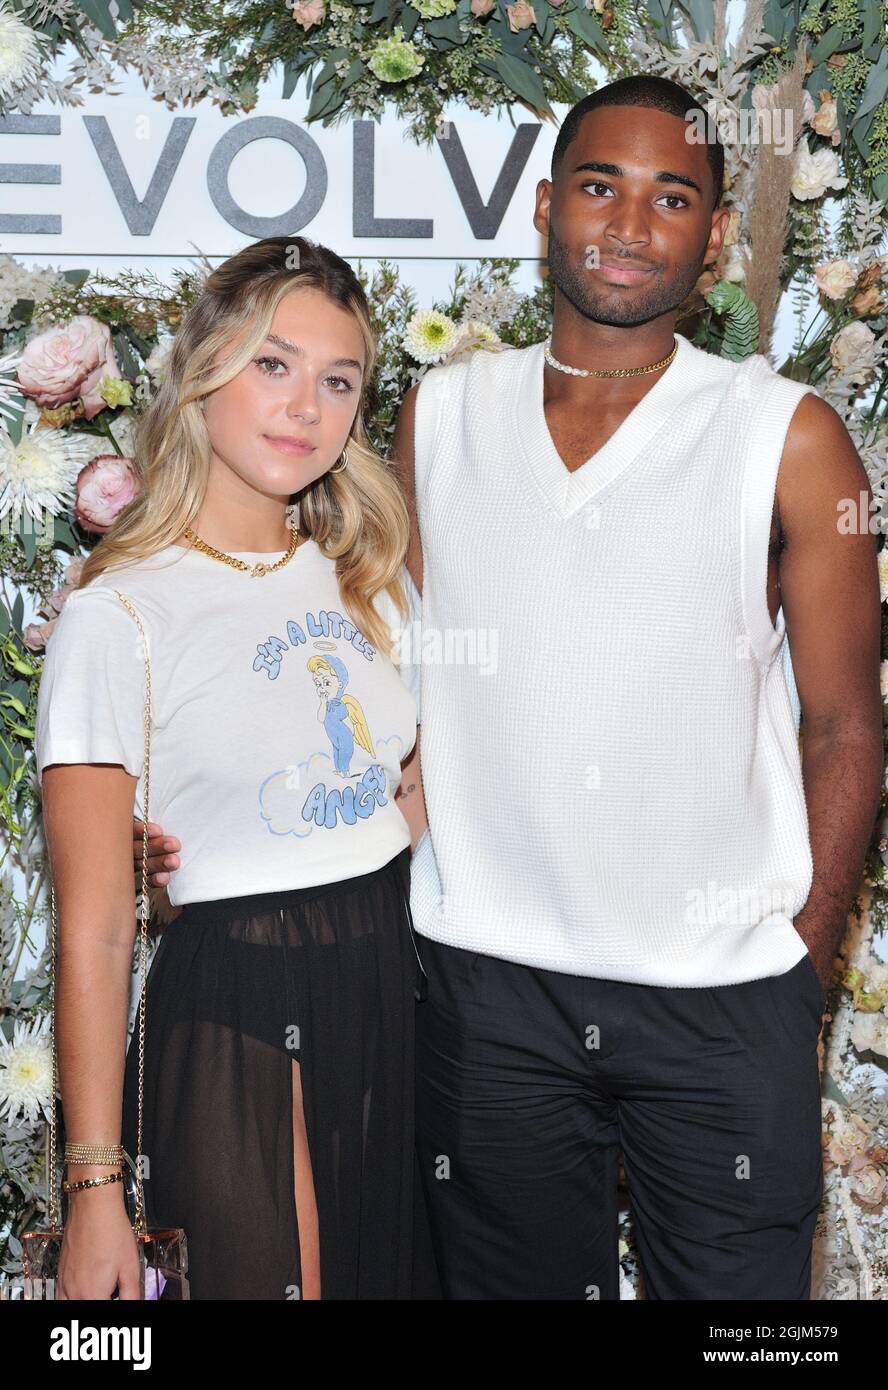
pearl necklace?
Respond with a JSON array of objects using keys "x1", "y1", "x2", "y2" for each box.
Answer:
[{"x1": 544, "y1": 337, "x2": 678, "y2": 378}]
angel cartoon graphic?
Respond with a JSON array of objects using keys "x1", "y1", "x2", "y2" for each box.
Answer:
[{"x1": 307, "y1": 653, "x2": 374, "y2": 777}]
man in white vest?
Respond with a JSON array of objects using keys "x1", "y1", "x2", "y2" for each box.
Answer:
[
  {"x1": 390, "y1": 74, "x2": 882, "y2": 1301},
  {"x1": 138, "y1": 75, "x2": 882, "y2": 1299}
]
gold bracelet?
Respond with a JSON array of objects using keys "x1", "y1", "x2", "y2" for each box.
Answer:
[
  {"x1": 62, "y1": 1171, "x2": 125, "y2": 1194},
  {"x1": 63, "y1": 1143, "x2": 126, "y2": 1164}
]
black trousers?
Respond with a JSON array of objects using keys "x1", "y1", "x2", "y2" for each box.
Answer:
[{"x1": 413, "y1": 934, "x2": 825, "y2": 1301}]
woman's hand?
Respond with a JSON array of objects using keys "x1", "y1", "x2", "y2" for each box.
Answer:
[
  {"x1": 57, "y1": 1185, "x2": 142, "y2": 1300},
  {"x1": 133, "y1": 819, "x2": 181, "y2": 888}
]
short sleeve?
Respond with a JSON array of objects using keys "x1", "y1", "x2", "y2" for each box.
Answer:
[
  {"x1": 34, "y1": 585, "x2": 148, "y2": 788},
  {"x1": 374, "y1": 567, "x2": 422, "y2": 721}
]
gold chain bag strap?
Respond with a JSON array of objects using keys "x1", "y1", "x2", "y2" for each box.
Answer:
[{"x1": 21, "y1": 590, "x2": 190, "y2": 1300}]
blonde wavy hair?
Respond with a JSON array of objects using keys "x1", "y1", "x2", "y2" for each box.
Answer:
[{"x1": 76, "y1": 235, "x2": 410, "y2": 656}]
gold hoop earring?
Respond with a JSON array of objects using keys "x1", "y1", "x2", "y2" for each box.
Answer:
[{"x1": 329, "y1": 445, "x2": 349, "y2": 474}]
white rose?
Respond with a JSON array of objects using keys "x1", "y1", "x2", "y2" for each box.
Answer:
[
  {"x1": 830, "y1": 321, "x2": 878, "y2": 385},
  {"x1": 814, "y1": 259, "x2": 857, "y2": 300},
  {"x1": 850, "y1": 1009, "x2": 888, "y2": 1058},
  {"x1": 791, "y1": 143, "x2": 849, "y2": 200},
  {"x1": 812, "y1": 93, "x2": 838, "y2": 138}
]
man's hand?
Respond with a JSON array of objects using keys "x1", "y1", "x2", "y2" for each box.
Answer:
[{"x1": 132, "y1": 819, "x2": 181, "y2": 888}]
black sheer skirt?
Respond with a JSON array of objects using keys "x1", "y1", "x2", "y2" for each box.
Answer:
[{"x1": 120, "y1": 846, "x2": 441, "y2": 1300}]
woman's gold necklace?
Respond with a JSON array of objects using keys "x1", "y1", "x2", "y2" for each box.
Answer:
[
  {"x1": 181, "y1": 524, "x2": 302, "y2": 577},
  {"x1": 544, "y1": 337, "x2": 678, "y2": 378}
]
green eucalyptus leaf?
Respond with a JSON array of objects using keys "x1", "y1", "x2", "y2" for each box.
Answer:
[
  {"x1": 4, "y1": 400, "x2": 25, "y2": 446},
  {"x1": 564, "y1": 2, "x2": 610, "y2": 53},
  {"x1": 679, "y1": 0, "x2": 714, "y2": 42},
  {"x1": 340, "y1": 58, "x2": 366, "y2": 91},
  {"x1": 7, "y1": 297, "x2": 33, "y2": 323},
  {"x1": 863, "y1": 0, "x2": 882, "y2": 47},
  {"x1": 810, "y1": 23, "x2": 848, "y2": 65},
  {"x1": 493, "y1": 53, "x2": 554, "y2": 117},
  {"x1": 75, "y1": 0, "x2": 119, "y2": 39},
  {"x1": 399, "y1": 4, "x2": 420, "y2": 36},
  {"x1": 306, "y1": 78, "x2": 345, "y2": 123},
  {"x1": 855, "y1": 49, "x2": 888, "y2": 122},
  {"x1": 425, "y1": 12, "x2": 465, "y2": 42},
  {"x1": 21, "y1": 526, "x2": 36, "y2": 570},
  {"x1": 282, "y1": 59, "x2": 303, "y2": 99}
]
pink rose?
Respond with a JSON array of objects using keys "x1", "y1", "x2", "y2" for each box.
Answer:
[
  {"x1": 47, "y1": 582, "x2": 74, "y2": 615},
  {"x1": 74, "y1": 455, "x2": 142, "y2": 533},
  {"x1": 506, "y1": 0, "x2": 535, "y2": 28},
  {"x1": 63, "y1": 556, "x2": 85, "y2": 586},
  {"x1": 23, "y1": 620, "x2": 57, "y2": 651},
  {"x1": 290, "y1": 0, "x2": 325, "y2": 27},
  {"x1": 848, "y1": 1165, "x2": 886, "y2": 1206},
  {"x1": 17, "y1": 317, "x2": 125, "y2": 422},
  {"x1": 470, "y1": 0, "x2": 495, "y2": 12}
]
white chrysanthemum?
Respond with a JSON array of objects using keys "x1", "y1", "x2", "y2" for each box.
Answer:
[
  {"x1": 0, "y1": 1014, "x2": 53, "y2": 1127},
  {"x1": 0, "y1": 423, "x2": 95, "y2": 523},
  {"x1": 443, "y1": 319, "x2": 507, "y2": 364},
  {"x1": 0, "y1": 5, "x2": 42, "y2": 103},
  {"x1": 108, "y1": 409, "x2": 138, "y2": 456},
  {"x1": 881, "y1": 660, "x2": 888, "y2": 703},
  {"x1": 790, "y1": 143, "x2": 848, "y2": 201},
  {"x1": 880, "y1": 548, "x2": 888, "y2": 604},
  {"x1": 0, "y1": 254, "x2": 65, "y2": 331},
  {"x1": 403, "y1": 309, "x2": 460, "y2": 363},
  {"x1": 0, "y1": 348, "x2": 22, "y2": 424},
  {"x1": 144, "y1": 333, "x2": 174, "y2": 382}
]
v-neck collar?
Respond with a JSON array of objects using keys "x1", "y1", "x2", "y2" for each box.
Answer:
[{"x1": 517, "y1": 332, "x2": 693, "y2": 518}]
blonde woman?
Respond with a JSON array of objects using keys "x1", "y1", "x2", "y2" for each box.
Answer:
[{"x1": 35, "y1": 236, "x2": 437, "y2": 1301}]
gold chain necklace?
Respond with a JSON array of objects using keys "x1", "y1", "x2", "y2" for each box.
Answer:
[
  {"x1": 182, "y1": 524, "x2": 301, "y2": 577},
  {"x1": 544, "y1": 337, "x2": 678, "y2": 378}
]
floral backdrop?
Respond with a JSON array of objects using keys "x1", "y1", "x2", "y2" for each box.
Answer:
[{"x1": 0, "y1": 0, "x2": 887, "y2": 1299}]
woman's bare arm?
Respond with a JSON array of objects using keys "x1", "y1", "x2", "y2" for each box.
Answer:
[
  {"x1": 396, "y1": 732, "x2": 428, "y2": 848},
  {"x1": 41, "y1": 761, "x2": 145, "y2": 1298}
]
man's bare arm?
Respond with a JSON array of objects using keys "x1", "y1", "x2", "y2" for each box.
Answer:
[{"x1": 776, "y1": 392, "x2": 883, "y2": 995}]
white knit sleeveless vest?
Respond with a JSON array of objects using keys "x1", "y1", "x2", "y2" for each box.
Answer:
[{"x1": 408, "y1": 332, "x2": 819, "y2": 987}]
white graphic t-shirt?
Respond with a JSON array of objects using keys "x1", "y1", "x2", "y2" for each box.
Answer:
[{"x1": 35, "y1": 539, "x2": 421, "y2": 905}]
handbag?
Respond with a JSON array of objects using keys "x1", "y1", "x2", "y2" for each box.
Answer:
[{"x1": 21, "y1": 589, "x2": 190, "y2": 1300}]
